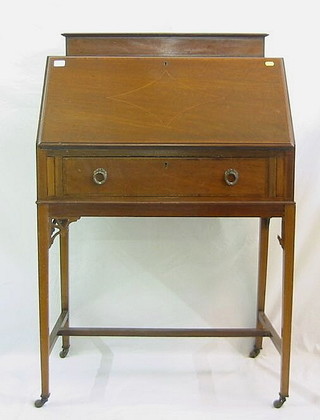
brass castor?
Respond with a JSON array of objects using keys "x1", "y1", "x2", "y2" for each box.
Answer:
[
  {"x1": 59, "y1": 346, "x2": 70, "y2": 358},
  {"x1": 249, "y1": 346, "x2": 261, "y2": 358},
  {"x1": 34, "y1": 394, "x2": 50, "y2": 408},
  {"x1": 273, "y1": 393, "x2": 286, "y2": 408}
]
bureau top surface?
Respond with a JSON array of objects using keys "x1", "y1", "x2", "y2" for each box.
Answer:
[{"x1": 37, "y1": 56, "x2": 294, "y2": 148}]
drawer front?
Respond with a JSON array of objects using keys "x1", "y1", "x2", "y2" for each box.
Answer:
[{"x1": 61, "y1": 157, "x2": 274, "y2": 199}]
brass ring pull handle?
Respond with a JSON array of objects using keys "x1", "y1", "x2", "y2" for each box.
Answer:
[
  {"x1": 224, "y1": 168, "x2": 239, "y2": 186},
  {"x1": 93, "y1": 168, "x2": 108, "y2": 185}
]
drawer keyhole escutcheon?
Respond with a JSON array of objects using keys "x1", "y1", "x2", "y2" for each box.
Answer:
[
  {"x1": 224, "y1": 168, "x2": 239, "y2": 186},
  {"x1": 93, "y1": 168, "x2": 108, "y2": 185}
]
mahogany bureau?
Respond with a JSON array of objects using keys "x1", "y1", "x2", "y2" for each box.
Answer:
[{"x1": 35, "y1": 34, "x2": 295, "y2": 408}]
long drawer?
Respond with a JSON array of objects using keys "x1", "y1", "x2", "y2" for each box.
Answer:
[{"x1": 58, "y1": 156, "x2": 278, "y2": 199}]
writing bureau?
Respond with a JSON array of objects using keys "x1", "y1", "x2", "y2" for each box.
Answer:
[{"x1": 35, "y1": 34, "x2": 295, "y2": 408}]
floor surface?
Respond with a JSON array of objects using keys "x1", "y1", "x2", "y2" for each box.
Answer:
[{"x1": 1, "y1": 337, "x2": 319, "y2": 419}]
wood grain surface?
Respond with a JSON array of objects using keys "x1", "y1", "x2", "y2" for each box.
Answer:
[{"x1": 38, "y1": 57, "x2": 294, "y2": 147}]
